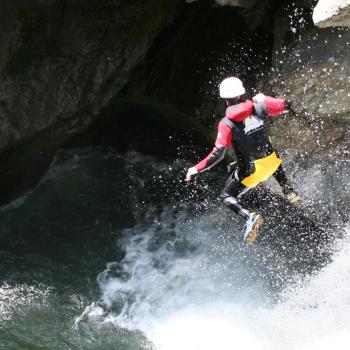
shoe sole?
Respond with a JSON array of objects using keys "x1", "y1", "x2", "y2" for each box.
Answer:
[
  {"x1": 244, "y1": 215, "x2": 264, "y2": 245},
  {"x1": 289, "y1": 197, "x2": 301, "y2": 204}
]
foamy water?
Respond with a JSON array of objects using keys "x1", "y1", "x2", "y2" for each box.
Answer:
[
  {"x1": 92, "y1": 197, "x2": 349, "y2": 350},
  {"x1": 257, "y1": 227, "x2": 350, "y2": 350},
  {"x1": 146, "y1": 229, "x2": 350, "y2": 350},
  {"x1": 1, "y1": 148, "x2": 348, "y2": 350},
  {"x1": 70, "y1": 150, "x2": 349, "y2": 350}
]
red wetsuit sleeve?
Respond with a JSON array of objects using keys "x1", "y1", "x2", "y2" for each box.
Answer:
[
  {"x1": 195, "y1": 121, "x2": 232, "y2": 172},
  {"x1": 226, "y1": 100, "x2": 253, "y2": 122},
  {"x1": 263, "y1": 96, "x2": 286, "y2": 116}
]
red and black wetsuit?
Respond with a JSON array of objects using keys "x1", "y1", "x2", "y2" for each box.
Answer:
[{"x1": 194, "y1": 96, "x2": 294, "y2": 217}]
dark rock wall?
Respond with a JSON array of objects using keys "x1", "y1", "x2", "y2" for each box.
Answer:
[
  {"x1": 0, "y1": 0, "x2": 182, "y2": 151},
  {"x1": 0, "y1": 0, "x2": 183, "y2": 203},
  {"x1": 123, "y1": 0, "x2": 275, "y2": 142}
]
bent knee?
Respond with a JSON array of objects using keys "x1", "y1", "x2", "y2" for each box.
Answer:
[
  {"x1": 222, "y1": 196, "x2": 238, "y2": 207},
  {"x1": 218, "y1": 191, "x2": 230, "y2": 203}
]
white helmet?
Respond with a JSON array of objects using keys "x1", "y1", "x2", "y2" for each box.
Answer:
[{"x1": 219, "y1": 77, "x2": 246, "y2": 98}]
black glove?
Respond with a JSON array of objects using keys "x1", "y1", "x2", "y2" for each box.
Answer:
[{"x1": 284, "y1": 100, "x2": 293, "y2": 112}]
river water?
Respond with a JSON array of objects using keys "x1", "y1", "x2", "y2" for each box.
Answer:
[{"x1": 0, "y1": 147, "x2": 349, "y2": 349}]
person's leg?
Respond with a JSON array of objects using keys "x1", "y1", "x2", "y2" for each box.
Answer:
[
  {"x1": 273, "y1": 164, "x2": 300, "y2": 203},
  {"x1": 273, "y1": 164, "x2": 294, "y2": 194},
  {"x1": 219, "y1": 171, "x2": 264, "y2": 244},
  {"x1": 219, "y1": 172, "x2": 251, "y2": 218}
]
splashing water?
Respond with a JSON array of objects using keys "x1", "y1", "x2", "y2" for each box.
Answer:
[
  {"x1": 94, "y1": 224, "x2": 350, "y2": 350},
  {"x1": 256, "y1": 226, "x2": 350, "y2": 350},
  {"x1": 83, "y1": 150, "x2": 348, "y2": 350},
  {"x1": 1, "y1": 147, "x2": 348, "y2": 350},
  {"x1": 148, "y1": 305, "x2": 262, "y2": 350}
]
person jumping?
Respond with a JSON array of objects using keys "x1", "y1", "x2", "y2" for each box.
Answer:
[{"x1": 185, "y1": 77, "x2": 300, "y2": 244}]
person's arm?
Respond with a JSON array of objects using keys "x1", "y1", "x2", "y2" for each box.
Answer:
[
  {"x1": 253, "y1": 93, "x2": 292, "y2": 117},
  {"x1": 186, "y1": 120, "x2": 232, "y2": 182}
]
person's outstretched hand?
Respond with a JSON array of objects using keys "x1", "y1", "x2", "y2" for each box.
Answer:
[{"x1": 186, "y1": 167, "x2": 198, "y2": 182}]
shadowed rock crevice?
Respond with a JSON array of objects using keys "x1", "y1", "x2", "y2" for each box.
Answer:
[{"x1": 125, "y1": 0, "x2": 275, "y2": 126}]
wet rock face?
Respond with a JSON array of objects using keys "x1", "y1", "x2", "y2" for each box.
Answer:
[
  {"x1": 267, "y1": 3, "x2": 350, "y2": 222},
  {"x1": 272, "y1": 26, "x2": 350, "y2": 120},
  {"x1": 313, "y1": 0, "x2": 350, "y2": 28},
  {"x1": 269, "y1": 3, "x2": 350, "y2": 155},
  {"x1": 0, "y1": 0, "x2": 181, "y2": 153},
  {"x1": 0, "y1": 0, "x2": 182, "y2": 203}
]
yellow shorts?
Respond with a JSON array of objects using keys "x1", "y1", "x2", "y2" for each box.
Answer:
[{"x1": 241, "y1": 151, "x2": 282, "y2": 188}]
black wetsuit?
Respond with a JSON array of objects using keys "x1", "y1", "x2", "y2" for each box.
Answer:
[{"x1": 193, "y1": 96, "x2": 294, "y2": 218}]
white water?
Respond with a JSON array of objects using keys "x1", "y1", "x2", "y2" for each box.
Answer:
[
  {"x1": 1, "y1": 148, "x2": 348, "y2": 350},
  {"x1": 257, "y1": 228, "x2": 350, "y2": 350},
  {"x1": 94, "y1": 205, "x2": 267, "y2": 348},
  {"x1": 72, "y1": 151, "x2": 350, "y2": 349},
  {"x1": 92, "y1": 194, "x2": 350, "y2": 350}
]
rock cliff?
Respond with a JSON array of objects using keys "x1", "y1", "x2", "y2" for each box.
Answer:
[{"x1": 0, "y1": 0, "x2": 182, "y2": 202}]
